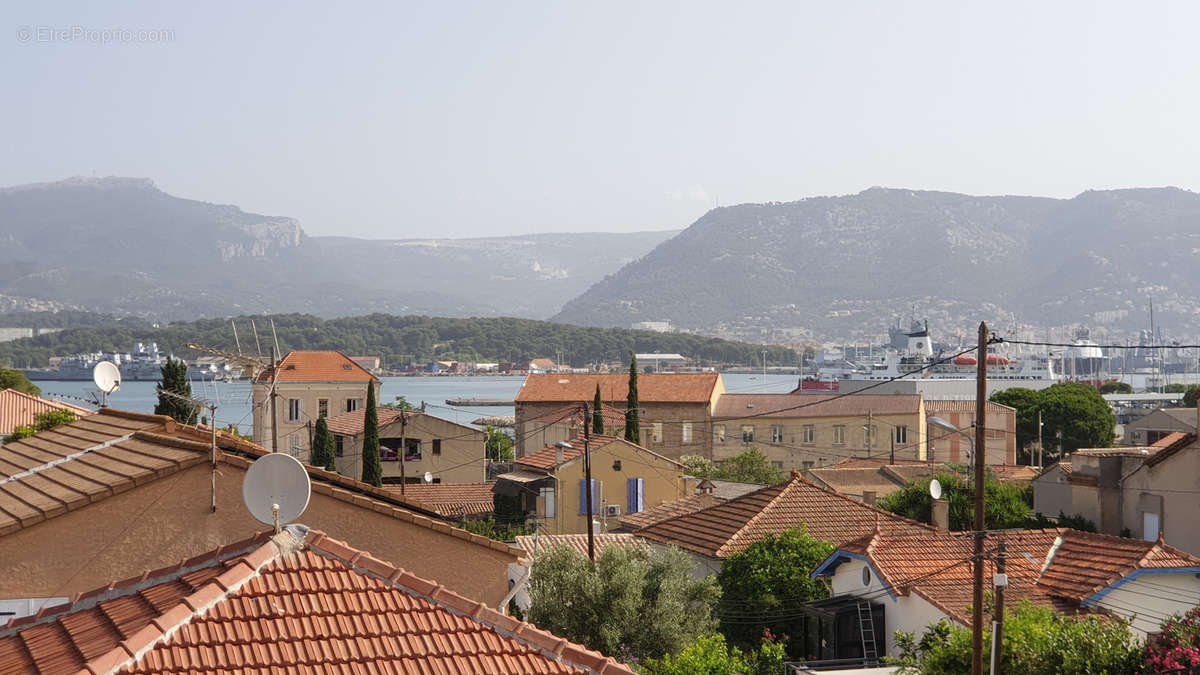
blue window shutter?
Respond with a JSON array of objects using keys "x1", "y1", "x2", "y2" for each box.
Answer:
[
  {"x1": 579, "y1": 478, "x2": 588, "y2": 514},
  {"x1": 637, "y1": 478, "x2": 644, "y2": 513},
  {"x1": 627, "y1": 478, "x2": 636, "y2": 513}
]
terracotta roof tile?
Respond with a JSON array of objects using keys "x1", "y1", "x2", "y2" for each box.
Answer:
[
  {"x1": 0, "y1": 388, "x2": 94, "y2": 436},
  {"x1": 923, "y1": 399, "x2": 1015, "y2": 415},
  {"x1": 383, "y1": 482, "x2": 498, "y2": 518},
  {"x1": 713, "y1": 393, "x2": 920, "y2": 419},
  {"x1": 617, "y1": 494, "x2": 725, "y2": 530},
  {"x1": 516, "y1": 436, "x2": 682, "y2": 472},
  {"x1": 635, "y1": 473, "x2": 934, "y2": 558},
  {"x1": 0, "y1": 529, "x2": 634, "y2": 674},
  {"x1": 516, "y1": 374, "x2": 720, "y2": 404},
  {"x1": 257, "y1": 350, "x2": 379, "y2": 383}
]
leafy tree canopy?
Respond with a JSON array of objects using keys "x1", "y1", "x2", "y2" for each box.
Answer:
[
  {"x1": 311, "y1": 416, "x2": 336, "y2": 471},
  {"x1": 154, "y1": 358, "x2": 198, "y2": 425},
  {"x1": 640, "y1": 634, "x2": 784, "y2": 675},
  {"x1": 684, "y1": 449, "x2": 788, "y2": 485},
  {"x1": 877, "y1": 470, "x2": 1033, "y2": 531},
  {"x1": 0, "y1": 367, "x2": 40, "y2": 396},
  {"x1": 526, "y1": 544, "x2": 719, "y2": 662},
  {"x1": 1099, "y1": 381, "x2": 1134, "y2": 394},
  {"x1": 991, "y1": 382, "x2": 1115, "y2": 460},
  {"x1": 381, "y1": 395, "x2": 415, "y2": 410},
  {"x1": 484, "y1": 425, "x2": 514, "y2": 462},
  {"x1": 716, "y1": 528, "x2": 835, "y2": 655},
  {"x1": 1144, "y1": 605, "x2": 1200, "y2": 673}
]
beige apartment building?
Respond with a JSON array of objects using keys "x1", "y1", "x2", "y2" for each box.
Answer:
[
  {"x1": 514, "y1": 373, "x2": 724, "y2": 460},
  {"x1": 325, "y1": 409, "x2": 489, "y2": 484},
  {"x1": 251, "y1": 350, "x2": 380, "y2": 459},
  {"x1": 710, "y1": 393, "x2": 926, "y2": 471},
  {"x1": 923, "y1": 399, "x2": 1017, "y2": 465}
]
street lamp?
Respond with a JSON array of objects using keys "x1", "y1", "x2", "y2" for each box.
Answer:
[{"x1": 928, "y1": 416, "x2": 975, "y2": 473}]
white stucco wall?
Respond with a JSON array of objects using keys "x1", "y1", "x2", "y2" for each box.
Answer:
[
  {"x1": 1094, "y1": 572, "x2": 1200, "y2": 638},
  {"x1": 827, "y1": 558, "x2": 958, "y2": 656}
]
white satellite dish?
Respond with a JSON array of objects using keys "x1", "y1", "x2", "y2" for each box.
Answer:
[
  {"x1": 242, "y1": 453, "x2": 311, "y2": 532},
  {"x1": 423, "y1": 471, "x2": 433, "y2": 483},
  {"x1": 92, "y1": 361, "x2": 121, "y2": 406},
  {"x1": 929, "y1": 478, "x2": 943, "y2": 501}
]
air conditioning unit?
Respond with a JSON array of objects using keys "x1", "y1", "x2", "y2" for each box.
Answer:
[{"x1": 604, "y1": 504, "x2": 621, "y2": 517}]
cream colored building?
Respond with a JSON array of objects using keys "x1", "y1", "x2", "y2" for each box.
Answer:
[
  {"x1": 251, "y1": 350, "x2": 380, "y2": 459},
  {"x1": 923, "y1": 399, "x2": 1016, "y2": 465},
  {"x1": 326, "y1": 409, "x2": 488, "y2": 485},
  {"x1": 710, "y1": 393, "x2": 926, "y2": 471}
]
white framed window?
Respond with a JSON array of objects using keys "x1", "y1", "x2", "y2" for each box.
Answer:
[
  {"x1": 741, "y1": 425, "x2": 754, "y2": 443},
  {"x1": 345, "y1": 398, "x2": 362, "y2": 413},
  {"x1": 894, "y1": 426, "x2": 908, "y2": 445},
  {"x1": 318, "y1": 399, "x2": 329, "y2": 418},
  {"x1": 833, "y1": 425, "x2": 846, "y2": 445},
  {"x1": 802, "y1": 425, "x2": 815, "y2": 444},
  {"x1": 652, "y1": 422, "x2": 663, "y2": 444},
  {"x1": 540, "y1": 487, "x2": 556, "y2": 518},
  {"x1": 770, "y1": 425, "x2": 784, "y2": 443},
  {"x1": 287, "y1": 399, "x2": 302, "y2": 422},
  {"x1": 714, "y1": 424, "x2": 726, "y2": 443},
  {"x1": 681, "y1": 422, "x2": 693, "y2": 444}
]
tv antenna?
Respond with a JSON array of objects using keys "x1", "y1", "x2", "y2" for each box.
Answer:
[
  {"x1": 92, "y1": 361, "x2": 121, "y2": 407},
  {"x1": 242, "y1": 453, "x2": 311, "y2": 534},
  {"x1": 929, "y1": 478, "x2": 943, "y2": 501}
]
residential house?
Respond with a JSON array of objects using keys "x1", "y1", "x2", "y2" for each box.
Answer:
[
  {"x1": 634, "y1": 472, "x2": 935, "y2": 577},
  {"x1": 496, "y1": 435, "x2": 690, "y2": 535},
  {"x1": 1124, "y1": 407, "x2": 1196, "y2": 446},
  {"x1": 923, "y1": 398, "x2": 1016, "y2": 465},
  {"x1": 350, "y1": 355, "x2": 382, "y2": 373},
  {"x1": 325, "y1": 408, "x2": 487, "y2": 484},
  {"x1": 710, "y1": 394, "x2": 926, "y2": 472},
  {"x1": 811, "y1": 527, "x2": 1200, "y2": 662},
  {"x1": 514, "y1": 373, "x2": 724, "y2": 459},
  {"x1": 251, "y1": 350, "x2": 380, "y2": 459},
  {"x1": 0, "y1": 408, "x2": 522, "y2": 617},
  {"x1": 0, "y1": 388, "x2": 93, "y2": 437},
  {"x1": 528, "y1": 358, "x2": 559, "y2": 374},
  {"x1": 0, "y1": 527, "x2": 633, "y2": 674},
  {"x1": 1031, "y1": 430, "x2": 1196, "y2": 539},
  {"x1": 520, "y1": 404, "x2": 649, "y2": 457}
]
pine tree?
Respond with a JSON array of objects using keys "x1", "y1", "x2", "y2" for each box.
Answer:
[
  {"x1": 154, "y1": 358, "x2": 198, "y2": 425},
  {"x1": 625, "y1": 352, "x2": 640, "y2": 444},
  {"x1": 361, "y1": 383, "x2": 382, "y2": 486},
  {"x1": 312, "y1": 415, "x2": 336, "y2": 471},
  {"x1": 592, "y1": 383, "x2": 604, "y2": 435}
]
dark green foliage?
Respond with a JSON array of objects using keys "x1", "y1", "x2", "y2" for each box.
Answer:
[
  {"x1": 381, "y1": 395, "x2": 415, "y2": 410},
  {"x1": 527, "y1": 544, "x2": 720, "y2": 661},
  {"x1": 716, "y1": 528, "x2": 835, "y2": 655},
  {"x1": 0, "y1": 312, "x2": 797, "y2": 369},
  {"x1": 893, "y1": 601, "x2": 1140, "y2": 674},
  {"x1": 640, "y1": 634, "x2": 785, "y2": 675},
  {"x1": 0, "y1": 367, "x2": 40, "y2": 395},
  {"x1": 6, "y1": 409, "x2": 77, "y2": 443},
  {"x1": 625, "y1": 352, "x2": 640, "y2": 444},
  {"x1": 3, "y1": 425, "x2": 34, "y2": 443},
  {"x1": 1027, "y1": 511, "x2": 1097, "y2": 532},
  {"x1": 681, "y1": 450, "x2": 787, "y2": 485},
  {"x1": 1183, "y1": 385, "x2": 1200, "y2": 408},
  {"x1": 485, "y1": 425, "x2": 514, "y2": 461},
  {"x1": 991, "y1": 382, "x2": 1115, "y2": 460},
  {"x1": 311, "y1": 416, "x2": 336, "y2": 470},
  {"x1": 989, "y1": 387, "x2": 1042, "y2": 450},
  {"x1": 1163, "y1": 383, "x2": 1190, "y2": 394},
  {"x1": 1099, "y1": 381, "x2": 1134, "y2": 394},
  {"x1": 458, "y1": 517, "x2": 530, "y2": 542},
  {"x1": 592, "y1": 384, "x2": 604, "y2": 435},
  {"x1": 361, "y1": 384, "x2": 382, "y2": 487},
  {"x1": 877, "y1": 471, "x2": 1034, "y2": 531},
  {"x1": 491, "y1": 492, "x2": 525, "y2": 529},
  {"x1": 154, "y1": 358, "x2": 198, "y2": 425}
]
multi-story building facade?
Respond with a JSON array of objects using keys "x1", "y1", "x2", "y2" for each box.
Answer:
[
  {"x1": 325, "y1": 409, "x2": 488, "y2": 485},
  {"x1": 251, "y1": 350, "x2": 380, "y2": 459},
  {"x1": 923, "y1": 399, "x2": 1016, "y2": 465}
]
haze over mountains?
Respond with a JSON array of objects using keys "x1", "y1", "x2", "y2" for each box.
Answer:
[
  {"x1": 553, "y1": 187, "x2": 1200, "y2": 339},
  {"x1": 0, "y1": 177, "x2": 676, "y2": 320}
]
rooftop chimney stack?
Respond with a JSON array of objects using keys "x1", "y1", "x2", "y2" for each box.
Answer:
[
  {"x1": 932, "y1": 498, "x2": 950, "y2": 531},
  {"x1": 556, "y1": 444, "x2": 564, "y2": 465},
  {"x1": 862, "y1": 490, "x2": 877, "y2": 506}
]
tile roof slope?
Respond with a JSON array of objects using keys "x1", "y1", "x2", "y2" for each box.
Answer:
[
  {"x1": 514, "y1": 533, "x2": 647, "y2": 559},
  {"x1": 384, "y1": 482, "x2": 498, "y2": 517},
  {"x1": 1158, "y1": 408, "x2": 1199, "y2": 425},
  {"x1": 1035, "y1": 529, "x2": 1200, "y2": 601},
  {"x1": 636, "y1": 473, "x2": 934, "y2": 558},
  {"x1": 1144, "y1": 432, "x2": 1198, "y2": 468},
  {"x1": 516, "y1": 373, "x2": 720, "y2": 404},
  {"x1": 713, "y1": 393, "x2": 921, "y2": 418},
  {"x1": 0, "y1": 529, "x2": 633, "y2": 674},
  {"x1": 806, "y1": 467, "x2": 906, "y2": 497},
  {"x1": 617, "y1": 494, "x2": 724, "y2": 530},
  {"x1": 517, "y1": 436, "x2": 683, "y2": 471},
  {"x1": 0, "y1": 388, "x2": 94, "y2": 436},
  {"x1": 256, "y1": 350, "x2": 379, "y2": 383},
  {"x1": 827, "y1": 456, "x2": 931, "y2": 469},
  {"x1": 923, "y1": 399, "x2": 1016, "y2": 415}
]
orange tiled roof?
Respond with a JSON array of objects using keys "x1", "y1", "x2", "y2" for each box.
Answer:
[
  {"x1": 923, "y1": 399, "x2": 1016, "y2": 415},
  {"x1": 514, "y1": 533, "x2": 647, "y2": 559},
  {"x1": 517, "y1": 435, "x2": 683, "y2": 472},
  {"x1": 617, "y1": 494, "x2": 725, "y2": 530},
  {"x1": 384, "y1": 482, "x2": 497, "y2": 517},
  {"x1": 713, "y1": 393, "x2": 921, "y2": 419},
  {"x1": 0, "y1": 388, "x2": 94, "y2": 436},
  {"x1": 805, "y1": 466, "x2": 908, "y2": 498},
  {"x1": 0, "y1": 529, "x2": 633, "y2": 674},
  {"x1": 256, "y1": 350, "x2": 379, "y2": 383},
  {"x1": 516, "y1": 373, "x2": 720, "y2": 404},
  {"x1": 635, "y1": 473, "x2": 934, "y2": 558}
]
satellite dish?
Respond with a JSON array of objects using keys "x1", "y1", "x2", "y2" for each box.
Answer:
[
  {"x1": 929, "y1": 478, "x2": 943, "y2": 501},
  {"x1": 93, "y1": 361, "x2": 121, "y2": 393},
  {"x1": 242, "y1": 453, "x2": 311, "y2": 531},
  {"x1": 423, "y1": 471, "x2": 433, "y2": 483}
]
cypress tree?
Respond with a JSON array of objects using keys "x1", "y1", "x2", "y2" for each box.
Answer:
[
  {"x1": 154, "y1": 358, "x2": 198, "y2": 425},
  {"x1": 361, "y1": 383, "x2": 382, "y2": 486},
  {"x1": 625, "y1": 352, "x2": 640, "y2": 444},
  {"x1": 592, "y1": 383, "x2": 604, "y2": 435},
  {"x1": 312, "y1": 415, "x2": 336, "y2": 471}
]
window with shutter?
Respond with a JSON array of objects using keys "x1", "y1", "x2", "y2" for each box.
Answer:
[{"x1": 627, "y1": 477, "x2": 644, "y2": 513}]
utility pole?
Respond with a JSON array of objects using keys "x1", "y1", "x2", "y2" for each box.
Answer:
[
  {"x1": 993, "y1": 539, "x2": 1007, "y2": 675},
  {"x1": 972, "y1": 321, "x2": 988, "y2": 675},
  {"x1": 1037, "y1": 410, "x2": 1043, "y2": 469},
  {"x1": 866, "y1": 409, "x2": 873, "y2": 457},
  {"x1": 269, "y1": 346, "x2": 279, "y2": 454},
  {"x1": 890, "y1": 432, "x2": 895, "y2": 464},
  {"x1": 583, "y1": 402, "x2": 595, "y2": 563},
  {"x1": 399, "y1": 412, "x2": 409, "y2": 496},
  {"x1": 209, "y1": 402, "x2": 218, "y2": 513}
]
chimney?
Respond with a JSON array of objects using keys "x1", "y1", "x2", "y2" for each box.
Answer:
[
  {"x1": 555, "y1": 444, "x2": 564, "y2": 466},
  {"x1": 931, "y1": 498, "x2": 950, "y2": 531},
  {"x1": 862, "y1": 490, "x2": 877, "y2": 506},
  {"x1": 697, "y1": 479, "x2": 715, "y2": 495}
]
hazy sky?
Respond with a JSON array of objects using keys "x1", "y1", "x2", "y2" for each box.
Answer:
[{"x1": 4, "y1": 2, "x2": 1199, "y2": 238}]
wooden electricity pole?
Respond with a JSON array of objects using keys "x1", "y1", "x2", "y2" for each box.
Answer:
[
  {"x1": 583, "y1": 402, "x2": 595, "y2": 563},
  {"x1": 993, "y1": 539, "x2": 1007, "y2": 674},
  {"x1": 972, "y1": 321, "x2": 988, "y2": 675}
]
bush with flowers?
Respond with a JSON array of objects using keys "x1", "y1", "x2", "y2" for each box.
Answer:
[{"x1": 1143, "y1": 606, "x2": 1200, "y2": 674}]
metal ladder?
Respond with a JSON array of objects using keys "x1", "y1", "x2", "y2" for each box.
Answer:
[{"x1": 857, "y1": 600, "x2": 879, "y2": 664}]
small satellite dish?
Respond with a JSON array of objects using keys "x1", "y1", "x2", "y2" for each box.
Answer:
[
  {"x1": 929, "y1": 478, "x2": 943, "y2": 501},
  {"x1": 423, "y1": 471, "x2": 433, "y2": 483},
  {"x1": 242, "y1": 453, "x2": 311, "y2": 531},
  {"x1": 93, "y1": 361, "x2": 121, "y2": 393}
]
